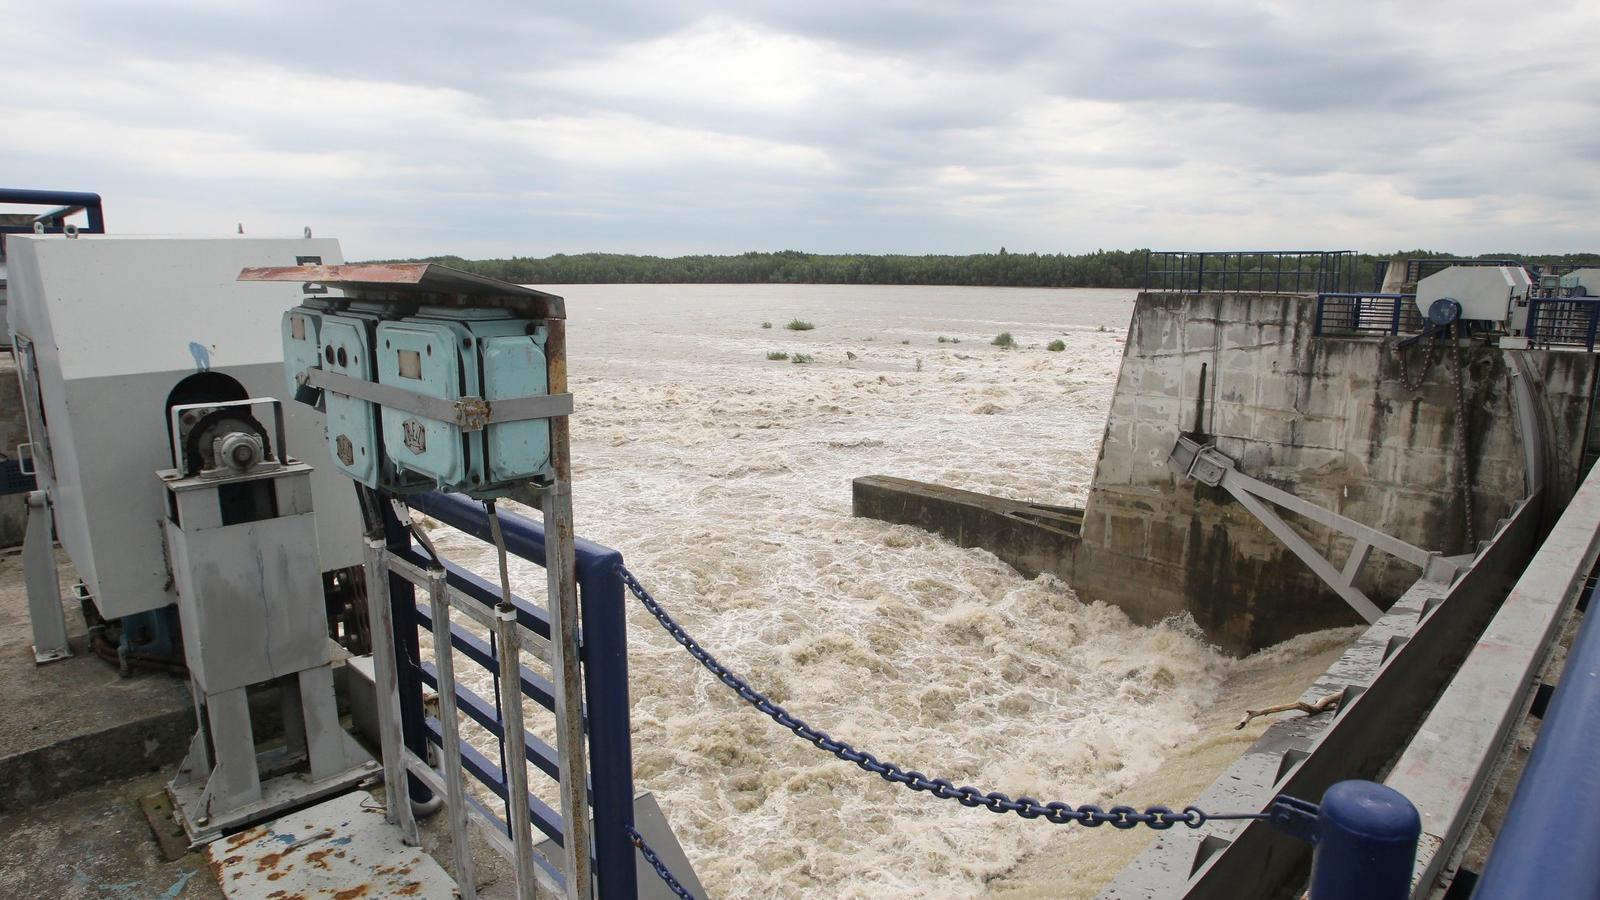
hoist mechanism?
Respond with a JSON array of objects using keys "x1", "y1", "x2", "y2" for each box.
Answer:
[{"x1": 1396, "y1": 297, "x2": 1463, "y2": 350}]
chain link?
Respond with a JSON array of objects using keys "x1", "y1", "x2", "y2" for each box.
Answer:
[
  {"x1": 1447, "y1": 338, "x2": 1475, "y2": 546},
  {"x1": 1395, "y1": 333, "x2": 1475, "y2": 547},
  {"x1": 629, "y1": 824, "x2": 697, "y2": 900},
  {"x1": 620, "y1": 566, "x2": 1268, "y2": 832}
]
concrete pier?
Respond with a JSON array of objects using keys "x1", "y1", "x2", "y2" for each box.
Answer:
[
  {"x1": 851, "y1": 475, "x2": 1082, "y2": 582},
  {"x1": 856, "y1": 290, "x2": 1599, "y2": 654}
]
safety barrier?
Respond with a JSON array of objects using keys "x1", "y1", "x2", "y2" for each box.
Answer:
[
  {"x1": 371, "y1": 492, "x2": 637, "y2": 900},
  {"x1": 1471, "y1": 574, "x2": 1600, "y2": 896},
  {"x1": 1144, "y1": 250, "x2": 1354, "y2": 294},
  {"x1": 1527, "y1": 296, "x2": 1600, "y2": 351},
  {"x1": 1313, "y1": 293, "x2": 1424, "y2": 337},
  {"x1": 0, "y1": 188, "x2": 106, "y2": 235}
]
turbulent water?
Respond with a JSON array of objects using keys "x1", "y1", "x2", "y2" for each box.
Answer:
[{"x1": 418, "y1": 284, "x2": 1355, "y2": 898}]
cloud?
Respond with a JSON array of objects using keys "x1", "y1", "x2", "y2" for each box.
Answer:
[{"x1": 2, "y1": 1, "x2": 1598, "y2": 257}]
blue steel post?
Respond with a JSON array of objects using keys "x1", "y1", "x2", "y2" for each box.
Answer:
[
  {"x1": 1585, "y1": 302, "x2": 1598, "y2": 352},
  {"x1": 1309, "y1": 781, "x2": 1420, "y2": 900},
  {"x1": 382, "y1": 499, "x2": 436, "y2": 804},
  {"x1": 1390, "y1": 296, "x2": 1402, "y2": 335},
  {"x1": 579, "y1": 559, "x2": 638, "y2": 899},
  {"x1": 1314, "y1": 294, "x2": 1326, "y2": 336}
]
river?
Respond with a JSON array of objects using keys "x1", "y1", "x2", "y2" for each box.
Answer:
[{"x1": 418, "y1": 283, "x2": 1356, "y2": 898}]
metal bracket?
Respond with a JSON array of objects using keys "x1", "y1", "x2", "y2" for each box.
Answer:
[
  {"x1": 303, "y1": 368, "x2": 573, "y2": 432},
  {"x1": 1168, "y1": 436, "x2": 1461, "y2": 623},
  {"x1": 23, "y1": 491, "x2": 71, "y2": 664}
]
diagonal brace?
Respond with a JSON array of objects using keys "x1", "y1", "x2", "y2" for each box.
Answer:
[{"x1": 1168, "y1": 436, "x2": 1459, "y2": 623}]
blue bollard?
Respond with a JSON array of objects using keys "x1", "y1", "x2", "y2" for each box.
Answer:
[{"x1": 1309, "y1": 781, "x2": 1421, "y2": 900}]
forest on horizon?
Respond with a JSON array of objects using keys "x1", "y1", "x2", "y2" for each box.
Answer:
[{"x1": 379, "y1": 248, "x2": 1600, "y2": 290}]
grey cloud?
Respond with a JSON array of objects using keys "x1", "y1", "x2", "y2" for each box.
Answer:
[{"x1": 5, "y1": 2, "x2": 1599, "y2": 257}]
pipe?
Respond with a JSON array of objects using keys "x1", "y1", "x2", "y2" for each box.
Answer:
[
  {"x1": 1472, "y1": 578, "x2": 1600, "y2": 898},
  {"x1": 0, "y1": 189, "x2": 105, "y2": 233}
]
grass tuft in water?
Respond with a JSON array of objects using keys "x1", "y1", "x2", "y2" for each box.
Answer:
[
  {"x1": 791, "y1": 353, "x2": 814, "y2": 364},
  {"x1": 1047, "y1": 339, "x2": 1066, "y2": 352},
  {"x1": 766, "y1": 351, "x2": 789, "y2": 360},
  {"x1": 785, "y1": 319, "x2": 815, "y2": 331},
  {"x1": 991, "y1": 331, "x2": 1015, "y2": 348}
]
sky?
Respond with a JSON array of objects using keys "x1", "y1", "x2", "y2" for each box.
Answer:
[{"x1": 4, "y1": 1, "x2": 1598, "y2": 260}]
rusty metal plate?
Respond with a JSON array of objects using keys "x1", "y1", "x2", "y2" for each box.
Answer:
[
  {"x1": 238, "y1": 263, "x2": 564, "y2": 318},
  {"x1": 206, "y1": 790, "x2": 457, "y2": 899}
]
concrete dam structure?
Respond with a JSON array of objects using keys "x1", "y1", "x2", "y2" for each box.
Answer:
[{"x1": 856, "y1": 282, "x2": 1599, "y2": 654}]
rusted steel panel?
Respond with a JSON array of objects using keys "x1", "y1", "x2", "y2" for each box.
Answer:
[
  {"x1": 206, "y1": 790, "x2": 456, "y2": 898},
  {"x1": 239, "y1": 263, "x2": 565, "y2": 318}
]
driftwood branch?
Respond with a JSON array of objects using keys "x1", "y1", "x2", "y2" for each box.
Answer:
[{"x1": 1234, "y1": 691, "x2": 1343, "y2": 731}]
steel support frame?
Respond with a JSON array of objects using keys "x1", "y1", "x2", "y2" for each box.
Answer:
[
  {"x1": 22, "y1": 489, "x2": 70, "y2": 663},
  {"x1": 1171, "y1": 437, "x2": 1458, "y2": 624}
]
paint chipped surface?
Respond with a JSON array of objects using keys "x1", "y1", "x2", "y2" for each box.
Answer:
[{"x1": 205, "y1": 792, "x2": 454, "y2": 899}]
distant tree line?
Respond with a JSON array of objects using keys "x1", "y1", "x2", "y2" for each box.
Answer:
[{"x1": 376, "y1": 248, "x2": 1600, "y2": 290}]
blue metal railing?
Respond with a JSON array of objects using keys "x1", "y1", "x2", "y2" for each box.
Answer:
[
  {"x1": 1472, "y1": 576, "x2": 1600, "y2": 897},
  {"x1": 1145, "y1": 250, "x2": 1354, "y2": 294},
  {"x1": 1527, "y1": 297, "x2": 1600, "y2": 351},
  {"x1": 0, "y1": 188, "x2": 105, "y2": 234},
  {"x1": 387, "y1": 491, "x2": 638, "y2": 899},
  {"x1": 1313, "y1": 292, "x2": 1423, "y2": 337}
]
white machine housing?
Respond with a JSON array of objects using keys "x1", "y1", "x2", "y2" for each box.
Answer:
[
  {"x1": 1416, "y1": 265, "x2": 1532, "y2": 333},
  {"x1": 1567, "y1": 268, "x2": 1600, "y2": 297},
  {"x1": 4, "y1": 235, "x2": 364, "y2": 618}
]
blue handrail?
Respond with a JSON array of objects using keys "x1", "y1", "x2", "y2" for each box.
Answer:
[
  {"x1": 1472, "y1": 577, "x2": 1600, "y2": 898},
  {"x1": 397, "y1": 491, "x2": 639, "y2": 899},
  {"x1": 0, "y1": 188, "x2": 105, "y2": 234}
]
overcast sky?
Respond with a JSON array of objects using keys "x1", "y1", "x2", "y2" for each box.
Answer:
[{"x1": 5, "y1": 1, "x2": 1597, "y2": 260}]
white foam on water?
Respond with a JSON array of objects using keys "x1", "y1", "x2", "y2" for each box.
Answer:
[{"x1": 419, "y1": 284, "x2": 1326, "y2": 897}]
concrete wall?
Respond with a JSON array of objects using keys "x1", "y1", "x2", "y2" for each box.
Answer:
[{"x1": 1072, "y1": 292, "x2": 1596, "y2": 654}]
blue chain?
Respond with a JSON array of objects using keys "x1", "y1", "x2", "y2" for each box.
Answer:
[
  {"x1": 619, "y1": 566, "x2": 1270, "y2": 831},
  {"x1": 628, "y1": 824, "x2": 698, "y2": 900}
]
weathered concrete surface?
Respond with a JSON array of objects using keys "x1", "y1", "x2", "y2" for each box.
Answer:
[
  {"x1": 1070, "y1": 291, "x2": 1597, "y2": 654},
  {"x1": 0, "y1": 355, "x2": 28, "y2": 548},
  {"x1": 0, "y1": 547, "x2": 192, "y2": 812},
  {"x1": 852, "y1": 291, "x2": 1596, "y2": 655},
  {"x1": 0, "y1": 770, "x2": 224, "y2": 899},
  {"x1": 851, "y1": 475, "x2": 1082, "y2": 582}
]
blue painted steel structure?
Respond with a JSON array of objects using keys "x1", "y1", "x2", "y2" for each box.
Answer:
[
  {"x1": 395, "y1": 491, "x2": 638, "y2": 899},
  {"x1": 0, "y1": 189, "x2": 105, "y2": 234},
  {"x1": 1471, "y1": 577, "x2": 1600, "y2": 898},
  {"x1": 1314, "y1": 292, "x2": 1422, "y2": 337},
  {"x1": 1145, "y1": 250, "x2": 1354, "y2": 294},
  {"x1": 1527, "y1": 296, "x2": 1600, "y2": 351}
]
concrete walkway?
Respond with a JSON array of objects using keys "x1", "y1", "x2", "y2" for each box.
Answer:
[
  {"x1": 0, "y1": 547, "x2": 192, "y2": 813},
  {"x1": 0, "y1": 770, "x2": 224, "y2": 900}
]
